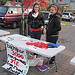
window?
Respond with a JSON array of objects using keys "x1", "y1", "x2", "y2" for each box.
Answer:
[
  {"x1": 42, "y1": 13, "x2": 49, "y2": 20},
  {"x1": 19, "y1": 8, "x2": 28, "y2": 14},
  {"x1": 70, "y1": 14, "x2": 74, "y2": 16},
  {"x1": 63, "y1": 13, "x2": 69, "y2": 15},
  {"x1": 19, "y1": 8, "x2": 22, "y2": 13},
  {"x1": 0, "y1": 6, "x2": 8, "y2": 14},
  {"x1": 24, "y1": 9, "x2": 28, "y2": 13},
  {"x1": 28, "y1": 9, "x2": 32, "y2": 13},
  {"x1": 8, "y1": 8, "x2": 18, "y2": 14}
]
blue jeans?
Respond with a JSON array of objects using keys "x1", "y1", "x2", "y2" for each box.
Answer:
[{"x1": 30, "y1": 30, "x2": 41, "y2": 40}]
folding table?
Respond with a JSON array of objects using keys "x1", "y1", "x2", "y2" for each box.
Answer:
[{"x1": 0, "y1": 34, "x2": 65, "y2": 75}]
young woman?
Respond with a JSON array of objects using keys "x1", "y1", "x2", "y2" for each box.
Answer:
[
  {"x1": 46, "y1": 5, "x2": 61, "y2": 64},
  {"x1": 28, "y1": 3, "x2": 44, "y2": 40}
]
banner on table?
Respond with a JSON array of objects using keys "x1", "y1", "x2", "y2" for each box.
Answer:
[{"x1": 2, "y1": 42, "x2": 29, "y2": 75}]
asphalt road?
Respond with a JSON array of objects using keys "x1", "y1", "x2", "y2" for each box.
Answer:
[{"x1": 0, "y1": 21, "x2": 75, "y2": 75}]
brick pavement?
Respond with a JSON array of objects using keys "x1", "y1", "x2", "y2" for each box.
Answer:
[{"x1": 0, "y1": 33, "x2": 75, "y2": 75}]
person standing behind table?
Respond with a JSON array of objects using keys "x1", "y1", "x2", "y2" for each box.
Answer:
[
  {"x1": 28, "y1": 3, "x2": 44, "y2": 40},
  {"x1": 46, "y1": 5, "x2": 61, "y2": 64}
]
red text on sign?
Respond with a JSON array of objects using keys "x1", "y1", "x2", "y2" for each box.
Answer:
[
  {"x1": 10, "y1": 59, "x2": 19, "y2": 66},
  {"x1": 11, "y1": 50, "x2": 24, "y2": 59}
]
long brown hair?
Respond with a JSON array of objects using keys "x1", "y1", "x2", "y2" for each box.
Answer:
[
  {"x1": 31, "y1": 3, "x2": 43, "y2": 18},
  {"x1": 32, "y1": 3, "x2": 41, "y2": 13}
]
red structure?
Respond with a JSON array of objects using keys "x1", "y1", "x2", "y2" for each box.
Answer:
[{"x1": 11, "y1": 0, "x2": 48, "y2": 9}]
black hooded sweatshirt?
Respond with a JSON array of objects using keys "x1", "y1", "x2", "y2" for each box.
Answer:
[{"x1": 46, "y1": 12, "x2": 61, "y2": 37}]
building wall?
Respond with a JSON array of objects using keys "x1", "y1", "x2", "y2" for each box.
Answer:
[
  {"x1": 50, "y1": 0, "x2": 75, "y2": 4},
  {"x1": 68, "y1": 2, "x2": 75, "y2": 10}
]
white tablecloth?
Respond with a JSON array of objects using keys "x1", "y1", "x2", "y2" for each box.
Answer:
[
  {"x1": 0, "y1": 29, "x2": 10, "y2": 37},
  {"x1": 0, "y1": 29, "x2": 10, "y2": 51},
  {"x1": 0, "y1": 34, "x2": 65, "y2": 58}
]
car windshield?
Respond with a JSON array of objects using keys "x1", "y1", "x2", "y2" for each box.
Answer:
[
  {"x1": 43, "y1": 13, "x2": 49, "y2": 20},
  {"x1": 63, "y1": 13, "x2": 69, "y2": 15},
  {"x1": 0, "y1": 6, "x2": 8, "y2": 14}
]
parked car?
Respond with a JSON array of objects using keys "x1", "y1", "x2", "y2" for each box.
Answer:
[
  {"x1": 0, "y1": 6, "x2": 32, "y2": 28},
  {"x1": 41, "y1": 11, "x2": 50, "y2": 34},
  {"x1": 41, "y1": 11, "x2": 50, "y2": 25},
  {"x1": 62, "y1": 12, "x2": 75, "y2": 22}
]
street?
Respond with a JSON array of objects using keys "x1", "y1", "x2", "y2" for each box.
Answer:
[{"x1": 0, "y1": 21, "x2": 75, "y2": 75}]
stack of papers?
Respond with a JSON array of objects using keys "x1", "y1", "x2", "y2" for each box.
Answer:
[{"x1": 37, "y1": 65, "x2": 50, "y2": 72}]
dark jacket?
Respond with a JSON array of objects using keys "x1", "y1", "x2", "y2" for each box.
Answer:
[
  {"x1": 28, "y1": 12, "x2": 44, "y2": 29},
  {"x1": 46, "y1": 13, "x2": 61, "y2": 37}
]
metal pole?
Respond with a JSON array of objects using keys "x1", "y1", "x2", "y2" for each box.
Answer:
[
  {"x1": 26, "y1": 18, "x2": 28, "y2": 36},
  {"x1": 26, "y1": 0, "x2": 29, "y2": 36},
  {"x1": 22, "y1": 0, "x2": 25, "y2": 36}
]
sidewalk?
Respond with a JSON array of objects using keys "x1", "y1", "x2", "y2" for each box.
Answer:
[{"x1": 0, "y1": 34, "x2": 75, "y2": 75}]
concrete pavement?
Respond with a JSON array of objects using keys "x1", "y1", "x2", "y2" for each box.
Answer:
[{"x1": 0, "y1": 23, "x2": 75, "y2": 75}]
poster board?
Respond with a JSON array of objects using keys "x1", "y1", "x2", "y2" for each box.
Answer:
[{"x1": 2, "y1": 42, "x2": 29, "y2": 75}]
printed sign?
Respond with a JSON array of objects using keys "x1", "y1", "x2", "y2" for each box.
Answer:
[{"x1": 2, "y1": 42, "x2": 29, "y2": 75}]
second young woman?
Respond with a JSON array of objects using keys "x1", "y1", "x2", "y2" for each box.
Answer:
[{"x1": 46, "y1": 5, "x2": 61, "y2": 64}]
